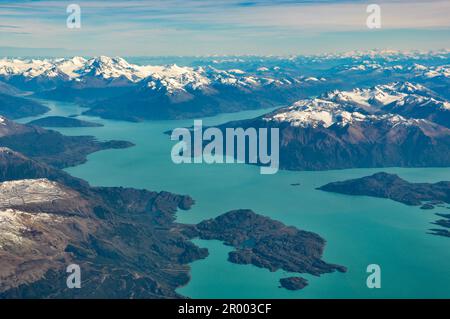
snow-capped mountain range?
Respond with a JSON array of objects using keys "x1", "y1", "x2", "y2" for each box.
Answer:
[
  {"x1": 264, "y1": 98, "x2": 429, "y2": 129},
  {"x1": 0, "y1": 56, "x2": 211, "y2": 92},
  {"x1": 263, "y1": 82, "x2": 450, "y2": 129},
  {"x1": 0, "y1": 53, "x2": 448, "y2": 123},
  {"x1": 0, "y1": 56, "x2": 313, "y2": 94},
  {"x1": 0, "y1": 56, "x2": 184, "y2": 81},
  {"x1": 324, "y1": 82, "x2": 449, "y2": 111},
  {"x1": 338, "y1": 60, "x2": 450, "y2": 80},
  {"x1": 0, "y1": 56, "x2": 323, "y2": 121},
  {"x1": 218, "y1": 80, "x2": 450, "y2": 170}
]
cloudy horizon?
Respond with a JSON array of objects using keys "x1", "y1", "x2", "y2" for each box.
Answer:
[{"x1": 1, "y1": 0, "x2": 449, "y2": 57}]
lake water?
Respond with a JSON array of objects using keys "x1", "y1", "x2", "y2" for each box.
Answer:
[{"x1": 20, "y1": 99, "x2": 450, "y2": 298}]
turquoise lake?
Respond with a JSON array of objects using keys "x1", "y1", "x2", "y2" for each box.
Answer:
[{"x1": 19, "y1": 99, "x2": 450, "y2": 299}]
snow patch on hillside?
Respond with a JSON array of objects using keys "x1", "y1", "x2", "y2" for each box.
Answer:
[{"x1": 0, "y1": 179, "x2": 76, "y2": 208}]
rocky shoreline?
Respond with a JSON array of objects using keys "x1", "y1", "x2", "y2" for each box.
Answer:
[{"x1": 0, "y1": 146, "x2": 209, "y2": 298}]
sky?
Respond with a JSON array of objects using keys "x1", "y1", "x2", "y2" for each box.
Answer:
[{"x1": 0, "y1": 0, "x2": 449, "y2": 57}]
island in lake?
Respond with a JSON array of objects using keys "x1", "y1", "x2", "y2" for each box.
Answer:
[
  {"x1": 28, "y1": 116, "x2": 103, "y2": 128},
  {"x1": 317, "y1": 172, "x2": 450, "y2": 208},
  {"x1": 317, "y1": 172, "x2": 450, "y2": 238},
  {"x1": 279, "y1": 277, "x2": 309, "y2": 290},
  {"x1": 189, "y1": 209, "x2": 347, "y2": 277}
]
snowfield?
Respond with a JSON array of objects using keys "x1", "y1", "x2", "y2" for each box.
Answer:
[{"x1": 0, "y1": 179, "x2": 76, "y2": 208}]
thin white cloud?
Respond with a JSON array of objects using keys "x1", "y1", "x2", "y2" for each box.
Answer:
[
  {"x1": 189, "y1": 1, "x2": 450, "y2": 30},
  {"x1": 0, "y1": 0, "x2": 449, "y2": 55}
]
